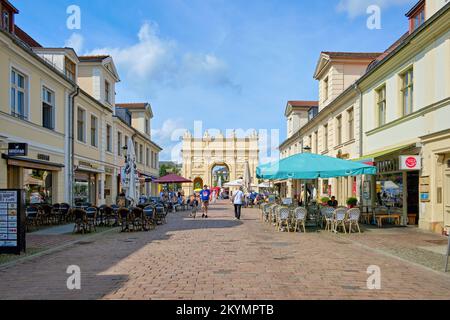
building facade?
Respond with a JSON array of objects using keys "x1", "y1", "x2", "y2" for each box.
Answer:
[
  {"x1": 181, "y1": 130, "x2": 259, "y2": 196},
  {"x1": 278, "y1": 0, "x2": 450, "y2": 233},
  {"x1": 0, "y1": 0, "x2": 162, "y2": 206}
]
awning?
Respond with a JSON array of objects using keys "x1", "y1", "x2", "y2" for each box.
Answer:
[
  {"x1": 257, "y1": 153, "x2": 377, "y2": 180},
  {"x1": 2, "y1": 154, "x2": 64, "y2": 171},
  {"x1": 353, "y1": 144, "x2": 416, "y2": 163}
]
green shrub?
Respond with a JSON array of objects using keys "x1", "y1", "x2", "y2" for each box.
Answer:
[
  {"x1": 346, "y1": 197, "x2": 358, "y2": 206},
  {"x1": 321, "y1": 197, "x2": 330, "y2": 204}
]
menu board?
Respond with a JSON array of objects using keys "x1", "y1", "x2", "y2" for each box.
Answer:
[{"x1": 0, "y1": 190, "x2": 25, "y2": 254}]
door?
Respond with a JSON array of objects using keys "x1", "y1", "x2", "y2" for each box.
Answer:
[
  {"x1": 444, "y1": 154, "x2": 450, "y2": 228},
  {"x1": 407, "y1": 171, "x2": 420, "y2": 224}
]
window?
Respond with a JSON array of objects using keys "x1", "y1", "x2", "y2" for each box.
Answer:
[
  {"x1": 146, "y1": 148, "x2": 150, "y2": 167},
  {"x1": 77, "y1": 108, "x2": 86, "y2": 142},
  {"x1": 3, "y1": 11, "x2": 10, "y2": 32},
  {"x1": 155, "y1": 153, "x2": 159, "y2": 169},
  {"x1": 308, "y1": 108, "x2": 318, "y2": 121},
  {"x1": 135, "y1": 142, "x2": 138, "y2": 155},
  {"x1": 117, "y1": 132, "x2": 122, "y2": 156},
  {"x1": 139, "y1": 144, "x2": 143, "y2": 164},
  {"x1": 314, "y1": 131, "x2": 319, "y2": 154},
  {"x1": 145, "y1": 118, "x2": 150, "y2": 135},
  {"x1": 105, "y1": 81, "x2": 111, "y2": 104},
  {"x1": 324, "y1": 77, "x2": 329, "y2": 101},
  {"x1": 106, "y1": 124, "x2": 112, "y2": 152},
  {"x1": 323, "y1": 124, "x2": 329, "y2": 151},
  {"x1": 10, "y1": 69, "x2": 27, "y2": 119},
  {"x1": 90, "y1": 115, "x2": 98, "y2": 147},
  {"x1": 401, "y1": 68, "x2": 414, "y2": 116},
  {"x1": 409, "y1": 4, "x2": 425, "y2": 33},
  {"x1": 125, "y1": 136, "x2": 129, "y2": 150},
  {"x1": 42, "y1": 87, "x2": 55, "y2": 130},
  {"x1": 336, "y1": 116, "x2": 342, "y2": 145},
  {"x1": 348, "y1": 108, "x2": 354, "y2": 141},
  {"x1": 376, "y1": 86, "x2": 387, "y2": 126},
  {"x1": 65, "y1": 58, "x2": 76, "y2": 81}
]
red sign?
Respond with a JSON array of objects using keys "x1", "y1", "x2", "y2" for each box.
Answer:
[{"x1": 405, "y1": 157, "x2": 417, "y2": 169}]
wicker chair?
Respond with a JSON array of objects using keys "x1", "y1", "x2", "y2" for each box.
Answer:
[
  {"x1": 322, "y1": 207, "x2": 335, "y2": 232},
  {"x1": 103, "y1": 206, "x2": 116, "y2": 227},
  {"x1": 85, "y1": 207, "x2": 97, "y2": 233},
  {"x1": 277, "y1": 207, "x2": 291, "y2": 232},
  {"x1": 143, "y1": 205, "x2": 156, "y2": 231},
  {"x1": 294, "y1": 207, "x2": 307, "y2": 233},
  {"x1": 72, "y1": 208, "x2": 87, "y2": 234},
  {"x1": 333, "y1": 208, "x2": 348, "y2": 234},
  {"x1": 118, "y1": 207, "x2": 132, "y2": 232},
  {"x1": 347, "y1": 208, "x2": 361, "y2": 234},
  {"x1": 131, "y1": 207, "x2": 145, "y2": 231}
]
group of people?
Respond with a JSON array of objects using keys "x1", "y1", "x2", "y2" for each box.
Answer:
[{"x1": 186, "y1": 185, "x2": 246, "y2": 220}]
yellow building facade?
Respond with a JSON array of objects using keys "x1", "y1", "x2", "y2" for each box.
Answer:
[{"x1": 0, "y1": 0, "x2": 162, "y2": 207}]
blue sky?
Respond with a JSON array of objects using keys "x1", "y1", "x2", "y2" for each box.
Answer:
[{"x1": 14, "y1": 0, "x2": 417, "y2": 161}]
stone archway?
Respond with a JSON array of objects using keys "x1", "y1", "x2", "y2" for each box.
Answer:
[
  {"x1": 193, "y1": 177, "x2": 204, "y2": 191},
  {"x1": 210, "y1": 163, "x2": 230, "y2": 188}
]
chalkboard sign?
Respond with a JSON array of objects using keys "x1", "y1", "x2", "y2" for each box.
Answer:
[{"x1": 0, "y1": 190, "x2": 26, "y2": 254}]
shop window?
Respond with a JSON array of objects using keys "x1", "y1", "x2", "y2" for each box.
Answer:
[
  {"x1": 376, "y1": 174, "x2": 404, "y2": 208},
  {"x1": 10, "y1": 68, "x2": 28, "y2": 119},
  {"x1": 24, "y1": 169, "x2": 53, "y2": 205},
  {"x1": 42, "y1": 87, "x2": 55, "y2": 130}
]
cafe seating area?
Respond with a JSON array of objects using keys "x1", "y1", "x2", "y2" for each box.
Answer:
[
  {"x1": 260, "y1": 202, "x2": 362, "y2": 234},
  {"x1": 25, "y1": 196, "x2": 192, "y2": 235}
]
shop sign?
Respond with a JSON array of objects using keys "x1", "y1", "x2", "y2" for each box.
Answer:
[
  {"x1": 8, "y1": 143, "x2": 28, "y2": 157},
  {"x1": 0, "y1": 190, "x2": 26, "y2": 254},
  {"x1": 399, "y1": 156, "x2": 421, "y2": 171}
]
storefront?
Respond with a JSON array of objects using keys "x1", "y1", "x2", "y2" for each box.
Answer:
[
  {"x1": 2, "y1": 155, "x2": 64, "y2": 205},
  {"x1": 360, "y1": 144, "x2": 421, "y2": 226}
]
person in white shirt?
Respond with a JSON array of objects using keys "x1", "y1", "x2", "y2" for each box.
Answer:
[{"x1": 232, "y1": 187, "x2": 245, "y2": 220}]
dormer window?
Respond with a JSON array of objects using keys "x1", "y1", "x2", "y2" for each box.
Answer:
[
  {"x1": 3, "y1": 11, "x2": 10, "y2": 32},
  {"x1": 407, "y1": 0, "x2": 425, "y2": 33},
  {"x1": 65, "y1": 58, "x2": 76, "y2": 82}
]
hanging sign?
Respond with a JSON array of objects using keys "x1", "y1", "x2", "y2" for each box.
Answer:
[
  {"x1": 8, "y1": 143, "x2": 28, "y2": 157},
  {"x1": 399, "y1": 156, "x2": 421, "y2": 171}
]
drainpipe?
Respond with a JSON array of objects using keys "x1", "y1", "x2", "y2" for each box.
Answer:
[
  {"x1": 69, "y1": 87, "x2": 80, "y2": 206},
  {"x1": 354, "y1": 83, "x2": 365, "y2": 210}
]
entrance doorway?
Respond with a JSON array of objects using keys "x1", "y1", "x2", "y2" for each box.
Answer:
[{"x1": 407, "y1": 171, "x2": 420, "y2": 225}]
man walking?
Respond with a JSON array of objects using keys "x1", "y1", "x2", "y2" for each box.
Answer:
[
  {"x1": 200, "y1": 185, "x2": 211, "y2": 218},
  {"x1": 233, "y1": 187, "x2": 245, "y2": 220}
]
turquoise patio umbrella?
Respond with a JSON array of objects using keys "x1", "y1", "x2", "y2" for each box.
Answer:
[{"x1": 257, "y1": 153, "x2": 377, "y2": 180}]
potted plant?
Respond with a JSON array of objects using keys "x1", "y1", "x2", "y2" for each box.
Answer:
[
  {"x1": 321, "y1": 197, "x2": 330, "y2": 206},
  {"x1": 347, "y1": 197, "x2": 358, "y2": 209}
]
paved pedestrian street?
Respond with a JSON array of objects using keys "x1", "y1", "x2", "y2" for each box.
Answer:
[{"x1": 0, "y1": 201, "x2": 449, "y2": 300}]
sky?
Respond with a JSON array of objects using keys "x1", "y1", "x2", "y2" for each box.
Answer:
[{"x1": 13, "y1": 0, "x2": 417, "y2": 162}]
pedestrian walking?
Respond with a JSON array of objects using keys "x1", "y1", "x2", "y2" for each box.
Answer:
[
  {"x1": 233, "y1": 186, "x2": 245, "y2": 220},
  {"x1": 199, "y1": 185, "x2": 211, "y2": 218}
]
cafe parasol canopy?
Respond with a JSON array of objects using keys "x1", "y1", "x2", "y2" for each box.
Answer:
[
  {"x1": 257, "y1": 153, "x2": 377, "y2": 180},
  {"x1": 153, "y1": 174, "x2": 192, "y2": 184}
]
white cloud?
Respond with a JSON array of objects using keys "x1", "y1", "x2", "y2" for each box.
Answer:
[
  {"x1": 152, "y1": 118, "x2": 186, "y2": 162},
  {"x1": 337, "y1": 0, "x2": 414, "y2": 18},
  {"x1": 65, "y1": 33, "x2": 84, "y2": 53},
  {"x1": 86, "y1": 22, "x2": 239, "y2": 95}
]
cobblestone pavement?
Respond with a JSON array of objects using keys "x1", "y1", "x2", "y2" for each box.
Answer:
[{"x1": 0, "y1": 201, "x2": 449, "y2": 300}]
